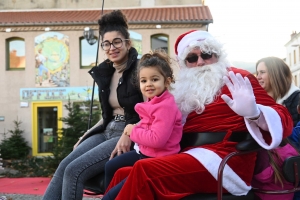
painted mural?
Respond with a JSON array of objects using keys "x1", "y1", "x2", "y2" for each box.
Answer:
[{"x1": 35, "y1": 32, "x2": 70, "y2": 87}]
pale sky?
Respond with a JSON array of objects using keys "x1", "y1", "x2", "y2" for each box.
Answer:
[{"x1": 206, "y1": 0, "x2": 300, "y2": 63}]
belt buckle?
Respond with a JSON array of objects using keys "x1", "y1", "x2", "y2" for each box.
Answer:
[
  {"x1": 114, "y1": 115, "x2": 125, "y2": 122},
  {"x1": 114, "y1": 115, "x2": 120, "y2": 122}
]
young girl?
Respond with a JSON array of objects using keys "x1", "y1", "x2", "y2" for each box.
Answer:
[
  {"x1": 251, "y1": 144, "x2": 298, "y2": 200},
  {"x1": 103, "y1": 49, "x2": 183, "y2": 200}
]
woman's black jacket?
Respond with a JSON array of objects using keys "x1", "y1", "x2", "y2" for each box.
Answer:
[
  {"x1": 283, "y1": 90, "x2": 300, "y2": 126},
  {"x1": 82, "y1": 47, "x2": 143, "y2": 141}
]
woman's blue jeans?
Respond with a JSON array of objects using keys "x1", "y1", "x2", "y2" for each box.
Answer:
[{"x1": 42, "y1": 120, "x2": 125, "y2": 200}]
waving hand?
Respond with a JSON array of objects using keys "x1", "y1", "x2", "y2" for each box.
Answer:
[{"x1": 221, "y1": 71, "x2": 260, "y2": 119}]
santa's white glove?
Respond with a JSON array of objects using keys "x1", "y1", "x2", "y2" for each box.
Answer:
[{"x1": 221, "y1": 71, "x2": 260, "y2": 119}]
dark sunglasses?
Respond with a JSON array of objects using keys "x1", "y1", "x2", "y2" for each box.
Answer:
[{"x1": 185, "y1": 53, "x2": 213, "y2": 63}]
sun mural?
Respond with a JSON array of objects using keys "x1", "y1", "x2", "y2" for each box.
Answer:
[{"x1": 35, "y1": 32, "x2": 70, "y2": 87}]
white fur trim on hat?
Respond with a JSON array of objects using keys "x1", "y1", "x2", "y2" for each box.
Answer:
[
  {"x1": 177, "y1": 31, "x2": 213, "y2": 58},
  {"x1": 176, "y1": 31, "x2": 223, "y2": 65}
]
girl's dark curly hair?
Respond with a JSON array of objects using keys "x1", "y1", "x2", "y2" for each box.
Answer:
[
  {"x1": 98, "y1": 10, "x2": 130, "y2": 40},
  {"x1": 134, "y1": 49, "x2": 176, "y2": 90}
]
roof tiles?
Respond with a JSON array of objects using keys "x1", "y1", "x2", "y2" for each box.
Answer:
[{"x1": 0, "y1": 6, "x2": 213, "y2": 26}]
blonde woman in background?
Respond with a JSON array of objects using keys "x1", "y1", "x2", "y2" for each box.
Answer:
[
  {"x1": 256, "y1": 57, "x2": 300, "y2": 126},
  {"x1": 252, "y1": 56, "x2": 299, "y2": 200}
]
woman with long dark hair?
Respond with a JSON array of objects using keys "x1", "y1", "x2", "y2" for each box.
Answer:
[{"x1": 42, "y1": 10, "x2": 143, "y2": 200}]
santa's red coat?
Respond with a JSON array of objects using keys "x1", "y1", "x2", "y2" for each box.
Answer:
[{"x1": 106, "y1": 68, "x2": 293, "y2": 200}]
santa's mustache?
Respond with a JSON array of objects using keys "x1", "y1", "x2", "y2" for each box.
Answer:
[
  {"x1": 172, "y1": 60, "x2": 230, "y2": 116},
  {"x1": 178, "y1": 62, "x2": 225, "y2": 79}
]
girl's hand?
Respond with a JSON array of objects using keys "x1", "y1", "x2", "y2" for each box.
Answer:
[
  {"x1": 109, "y1": 134, "x2": 132, "y2": 160},
  {"x1": 123, "y1": 124, "x2": 135, "y2": 136}
]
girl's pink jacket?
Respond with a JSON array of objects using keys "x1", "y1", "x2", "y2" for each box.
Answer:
[
  {"x1": 130, "y1": 90, "x2": 183, "y2": 158},
  {"x1": 251, "y1": 143, "x2": 298, "y2": 200}
]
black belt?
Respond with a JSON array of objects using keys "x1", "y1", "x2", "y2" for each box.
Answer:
[
  {"x1": 113, "y1": 114, "x2": 125, "y2": 122},
  {"x1": 180, "y1": 132, "x2": 250, "y2": 150}
]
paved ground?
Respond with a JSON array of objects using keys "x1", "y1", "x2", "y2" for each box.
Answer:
[{"x1": 0, "y1": 194, "x2": 102, "y2": 200}]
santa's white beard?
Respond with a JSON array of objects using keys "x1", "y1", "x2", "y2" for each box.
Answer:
[{"x1": 172, "y1": 60, "x2": 229, "y2": 118}]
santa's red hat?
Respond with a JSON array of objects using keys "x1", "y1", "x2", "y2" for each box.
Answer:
[
  {"x1": 175, "y1": 30, "x2": 215, "y2": 60},
  {"x1": 174, "y1": 30, "x2": 197, "y2": 55}
]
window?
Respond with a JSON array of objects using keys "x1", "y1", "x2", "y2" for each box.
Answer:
[
  {"x1": 294, "y1": 50, "x2": 296, "y2": 64},
  {"x1": 80, "y1": 36, "x2": 98, "y2": 69},
  {"x1": 129, "y1": 30, "x2": 143, "y2": 59},
  {"x1": 6, "y1": 37, "x2": 25, "y2": 70},
  {"x1": 295, "y1": 75, "x2": 298, "y2": 87},
  {"x1": 151, "y1": 34, "x2": 169, "y2": 54},
  {"x1": 289, "y1": 53, "x2": 292, "y2": 66}
]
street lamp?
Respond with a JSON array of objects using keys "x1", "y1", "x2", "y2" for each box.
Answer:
[{"x1": 83, "y1": 27, "x2": 97, "y2": 45}]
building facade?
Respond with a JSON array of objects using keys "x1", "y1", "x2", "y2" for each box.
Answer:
[
  {"x1": 285, "y1": 31, "x2": 300, "y2": 87},
  {"x1": 0, "y1": 0, "x2": 213, "y2": 156}
]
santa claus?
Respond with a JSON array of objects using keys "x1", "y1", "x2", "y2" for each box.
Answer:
[{"x1": 103, "y1": 30, "x2": 293, "y2": 200}]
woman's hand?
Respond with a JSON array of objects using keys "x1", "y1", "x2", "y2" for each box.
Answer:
[
  {"x1": 109, "y1": 134, "x2": 132, "y2": 160},
  {"x1": 73, "y1": 132, "x2": 88, "y2": 150},
  {"x1": 73, "y1": 120, "x2": 103, "y2": 151},
  {"x1": 73, "y1": 138, "x2": 82, "y2": 150},
  {"x1": 73, "y1": 134, "x2": 85, "y2": 150}
]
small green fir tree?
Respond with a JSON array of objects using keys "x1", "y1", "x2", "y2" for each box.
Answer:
[
  {"x1": 0, "y1": 99, "x2": 101, "y2": 177},
  {"x1": 0, "y1": 119, "x2": 31, "y2": 159}
]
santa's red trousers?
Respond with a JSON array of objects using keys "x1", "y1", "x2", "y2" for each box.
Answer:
[{"x1": 106, "y1": 152, "x2": 255, "y2": 200}]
